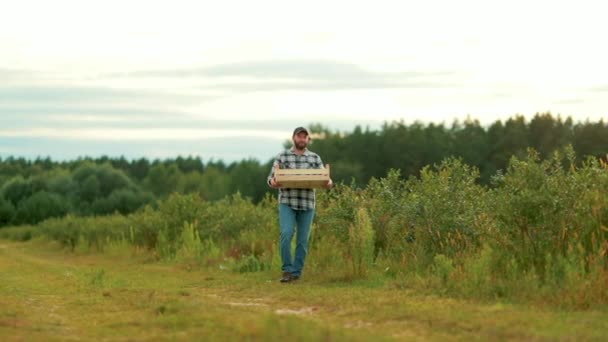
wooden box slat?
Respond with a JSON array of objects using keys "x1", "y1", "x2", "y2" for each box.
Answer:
[{"x1": 274, "y1": 164, "x2": 330, "y2": 189}]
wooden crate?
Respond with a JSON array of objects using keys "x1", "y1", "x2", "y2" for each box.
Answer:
[{"x1": 274, "y1": 164, "x2": 330, "y2": 189}]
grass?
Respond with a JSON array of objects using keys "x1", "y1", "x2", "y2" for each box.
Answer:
[{"x1": 1, "y1": 239, "x2": 608, "y2": 341}]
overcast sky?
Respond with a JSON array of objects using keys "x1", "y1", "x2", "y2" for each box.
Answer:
[{"x1": 1, "y1": 0, "x2": 607, "y2": 163}]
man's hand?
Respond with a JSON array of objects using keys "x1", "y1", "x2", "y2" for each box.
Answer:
[
  {"x1": 270, "y1": 177, "x2": 282, "y2": 189},
  {"x1": 324, "y1": 178, "x2": 333, "y2": 189}
]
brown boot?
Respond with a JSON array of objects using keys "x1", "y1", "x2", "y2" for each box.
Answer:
[{"x1": 279, "y1": 272, "x2": 292, "y2": 283}]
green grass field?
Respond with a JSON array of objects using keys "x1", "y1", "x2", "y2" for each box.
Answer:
[{"x1": 1, "y1": 239, "x2": 607, "y2": 341}]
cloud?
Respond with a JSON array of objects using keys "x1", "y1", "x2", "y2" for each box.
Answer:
[
  {"x1": 0, "y1": 96, "x2": 388, "y2": 133},
  {"x1": 0, "y1": 85, "x2": 215, "y2": 104},
  {"x1": 554, "y1": 98, "x2": 585, "y2": 105},
  {"x1": 0, "y1": 86, "x2": 134, "y2": 102},
  {"x1": 0, "y1": 127, "x2": 288, "y2": 141},
  {"x1": 0, "y1": 83, "x2": 219, "y2": 136},
  {"x1": 0, "y1": 67, "x2": 90, "y2": 84},
  {"x1": 204, "y1": 79, "x2": 454, "y2": 92},
  {"x1": 0, "y1": 109, "x2": 190, "y2": 131},
  {"x1": 0, "y1": 68, "x2": 33, "y2": 80},
  {"x1": 200, "y1": 60, "x2": 449, "y2": 81},
  {"x1": 113, "y1": 59, "x2": 458, "y2": 91},
  {"x1": 0, "y1": 85, "x2": 222, "y2": 123},
  {"x1": 589, "y1": 85, "x2": 608, "y2": 92},
  {"x1": 0, "y1": 106, "x2": 184, "y2": 117}
]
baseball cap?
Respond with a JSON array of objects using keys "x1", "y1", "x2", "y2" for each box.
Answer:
[{"x1": 293, "y1": 126, "x2": 309, "y2": 136}]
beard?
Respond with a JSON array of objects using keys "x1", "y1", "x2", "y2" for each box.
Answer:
[{"x1": 294, "y1": 140, "x2": 308, "y2": 150}]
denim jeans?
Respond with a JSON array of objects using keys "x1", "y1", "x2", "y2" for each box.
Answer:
[{"x1": 279, "y1": 203, "x2": 315, "y2": 277}]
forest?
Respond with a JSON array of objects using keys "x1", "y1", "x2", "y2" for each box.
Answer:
[{"x1": 1, "y1": 112, "x2": 606, "y2": 227}]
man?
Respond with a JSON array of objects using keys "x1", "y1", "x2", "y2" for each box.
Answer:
[{"x1": 267, "y1": 126, "x2": 332, "y2": 283}]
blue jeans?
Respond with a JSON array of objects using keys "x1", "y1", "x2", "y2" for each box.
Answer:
[{"x1": 279, "y1": 204, "x2": 315, "y2": 277}]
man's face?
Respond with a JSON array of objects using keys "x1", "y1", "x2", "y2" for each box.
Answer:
[{"x1": 292, "y1": 132, "x2": 309, "y2": 150}]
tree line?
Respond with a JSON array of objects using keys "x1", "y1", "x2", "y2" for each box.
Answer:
[
  {"x1": 0, "y1": 112, "x2": 606, "y2": 227},
  {"x1": 309, "y1": 112, "x2": 607, "y2": 184}
]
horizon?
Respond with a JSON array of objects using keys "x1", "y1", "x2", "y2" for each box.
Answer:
[{"x1": 0, "y1": 112, "x2": 603, "y2": 164}]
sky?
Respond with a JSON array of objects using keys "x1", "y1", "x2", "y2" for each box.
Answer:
[{"x1": 1, "y1": 0, "x2": 607, "y2": 163}]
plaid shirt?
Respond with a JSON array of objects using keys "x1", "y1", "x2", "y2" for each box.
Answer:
[{"x1": 267, "y1": 148, "x2": 325, "y2": 210}]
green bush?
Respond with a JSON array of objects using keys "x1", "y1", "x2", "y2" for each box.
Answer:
[
  {"x1": 347, "y1": 207, "x2": 375, "y2": 278},
  {"x1": 315, "y1": 182, "x2": 362, "y2": 245},
  {"x1": 490, "y1": 146, "x2": 608, "y2": 280},
  {"x1": 14, "y1": 191, "x2": 70, "y2": 225},
  {"x1": 1, "y1": 176, "x2": 33, "y2": 207},
  {"x1": 365, "y1": 169, "x2": 411, "y2": 256},
  {"x1": 0, "y1": 196, "x2": 16, "y2": 226},
  {"x1": 405, "y1": 158, "x2": 486, "y2": 265},
  {"x1": 432, "y1": 254, "x2": 454, "y2": 287}
]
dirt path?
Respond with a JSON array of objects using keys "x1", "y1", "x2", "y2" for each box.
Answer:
[{"x1": 1, "y1": 240, "x2": 607, "y2": 341}]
